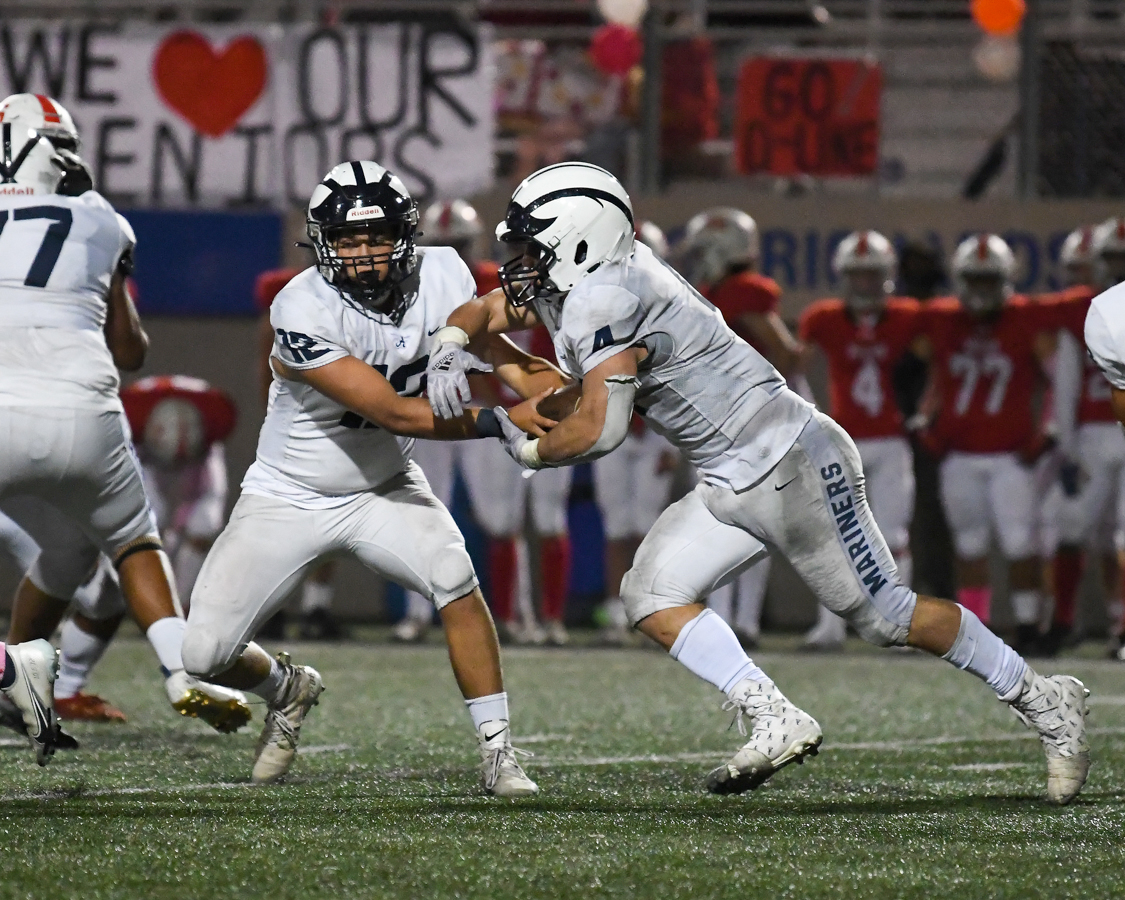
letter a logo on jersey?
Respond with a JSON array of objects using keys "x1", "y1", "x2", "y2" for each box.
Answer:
[{"x1": 592, "y1": 325, "x2": 614, "y2": 352}]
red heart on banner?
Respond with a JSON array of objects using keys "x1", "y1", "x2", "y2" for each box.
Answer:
[{"x1": 153, "y1": 31, "x2": 267, "y2": 138}]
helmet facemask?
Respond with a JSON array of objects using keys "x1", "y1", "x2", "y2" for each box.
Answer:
[
  {"x1": 841, "y1": 267, "x2": 892, "y2": 315},
  {"x1": 959, "y1": 273, "x2": 1009, "y2": 316},
  {"x1": 310, "y1": 216, "x2": 417, "y2": 323},
  {"x1": 1098, "y1": 250, "x2": 1125, "y2": 290},
  {"x1": 498, "y1": 239, "x2": 562, "y2": 307}
]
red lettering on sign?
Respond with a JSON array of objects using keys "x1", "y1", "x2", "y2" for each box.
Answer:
[{"x1": 734, "y1": 57, "x2": 882, "y2": 177}]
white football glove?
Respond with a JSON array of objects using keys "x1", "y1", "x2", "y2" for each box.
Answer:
[
  {"x1": 427, "y1": 328, "x2": 492, "y2": 419},
  {"x1": 492, "y1": 407, "x2": 546, "y2": 470}
]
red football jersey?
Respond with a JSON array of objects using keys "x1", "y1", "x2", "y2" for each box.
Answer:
[
  {"x1": 1052, "y1": 285, "x2": 1114, "y2": 425},
  {"x1": 254, "y1": 267, "x2": 303, "y2": 313},
  {"x1": 799, "y1": 297, "x2": 922, "y2": 440},
  {"x1": 471, "y1": 260, "x2": 501, "y2": 297},
  {"x1": 121, "y1": 375, "x2": 237, "y2": 447},
  {"x1": 704, "y1": 272, "x2": 781, "y2": 354},
  {"x1": 925, "y1": 296, "x2": 1062, "y2": 454}
]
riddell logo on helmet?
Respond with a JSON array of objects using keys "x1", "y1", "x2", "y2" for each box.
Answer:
[
  {"x1": 346, "y1": 205, "x2": 385, "y2": 222},
  {"x1": 0, "y1": 185, "x2": 33, "y2": 195}
]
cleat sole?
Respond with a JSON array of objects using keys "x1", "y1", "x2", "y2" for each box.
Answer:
[
  {"x1": 173, "y1": 689, "x2": 252, "y2": 734},
  {"x1": 705, "y1": 733, "x2": 823, "y2": 795}
]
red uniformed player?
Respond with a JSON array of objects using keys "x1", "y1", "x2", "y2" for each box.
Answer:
[
  {"x1": 121, "y1": 376, "x2": 236, "y2": 606},
  {"x1": 255, "y1": 267, "x2": 344, "y2": 640},
  {"x1": 1048, "y1": 221, "x2": 1125, "y2": 657},
  {"x1": 678, "y1": 207, "x2": 807, "y2": 646},
  {"x1": 799, "y1": 231, "x2": 924, "y2": 648},
  {"x1": 401, "y1": 200, "x2": 573, "y2": 646},
  {"x1": 920, "y1": 234, "x2": 1061, "y2": 650}
]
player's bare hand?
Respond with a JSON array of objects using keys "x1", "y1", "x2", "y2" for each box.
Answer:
[{"x1": 508, "y1": 388, "x2": 559, "y2": 438}]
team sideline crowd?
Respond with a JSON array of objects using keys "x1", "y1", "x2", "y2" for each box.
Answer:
[{"x1": 0, "y1": 90, "x2": 1114, "y2": 806}]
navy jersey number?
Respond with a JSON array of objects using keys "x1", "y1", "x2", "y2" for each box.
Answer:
[
  {"x1": 340, "y1": 355, "x2": 430, "y2": 429},
  {"x1": 0, "y1": 206, "x2": 74, "y2": 288}
]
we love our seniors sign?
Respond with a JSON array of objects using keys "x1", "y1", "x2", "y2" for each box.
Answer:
[{"x1": 0, "y1": 22, "x2": 494, "y2": 208}]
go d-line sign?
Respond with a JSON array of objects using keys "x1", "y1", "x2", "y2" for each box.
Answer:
[{"x1": 735, "y1": 57, "x2": 882, "y2": 178}]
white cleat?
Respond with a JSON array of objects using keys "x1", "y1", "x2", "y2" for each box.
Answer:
[
  {"x1": 252, "y1": 653, "x2": 324, "y2": 784},
  {"x1": 390, "y1": 617, "x2": 430, "y2": 644},
  {"x1": 2, "y1": 639, "x2": 61, "y2": 766},
  {"x1": 478, "y1": 721, "x2": 539, "y2": 798},
  {"x1": 1008, "y1": 671, "x2": 1090, "y2": 805},
  {"x1": 165, "y1": 669, "x2": 252, "y2": 734},
  {"x1": 706, "y1": 679, "x2": 823, "y2": 795}
]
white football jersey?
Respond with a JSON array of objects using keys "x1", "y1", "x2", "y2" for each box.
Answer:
[
  {"x1": 1085, "y1": 283, "x2": 1125, "y2": 391},
  {"x1": 533, "y1": 242, "x2": 813, "y2": 491},
  {"x1": 0, "y1": 191, "x2": 135, "y2": 411},
  {"x1": 242, "y1": 246, "x2": 476, "y2": 508}
]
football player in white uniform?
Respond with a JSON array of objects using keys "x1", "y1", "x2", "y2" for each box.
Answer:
[
  {"x1": 182, "y1": 162, "x2": 558, "y2": 793},
  {"x1": 591, "y1": 221, "x2": 678, "y2": 645},
  {"x1": 428, "y1": 162, "x2": 1091, "y2": 805},
  {"x1": 0, "y1": 94, "x2": 250, "y2": 744}
]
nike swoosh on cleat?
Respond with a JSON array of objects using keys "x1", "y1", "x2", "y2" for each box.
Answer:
[
  {"x1": 484, "y1": 728, "x2": 507, "y2": 742},
  {"x1": 774, "y1": 477, "x2": 797, "y2": 491}
]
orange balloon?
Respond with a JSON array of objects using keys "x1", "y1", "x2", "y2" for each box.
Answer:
[{"x1": 971, "y1": 0, "x2": 1026, "y2": 36}]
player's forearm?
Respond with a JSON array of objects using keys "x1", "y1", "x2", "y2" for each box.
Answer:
[
  {"x1": 535, "y1": 407, "x2": 602, "y2": 463},
  {"x1": 367, "y1": 396, "x2": 479, "y2": 441},
  {"x1": 104, "y1": 275, "x2": 148, "y2": 371},
  {"x1": 495, "y1": 358, "x2": 572, "y2": 400},
  {"x1": 446, "y1": 296, "x2": 496, "y2": 341}
]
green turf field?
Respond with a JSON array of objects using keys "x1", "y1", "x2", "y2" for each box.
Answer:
[{"x1": 1, "y1": 635, "x2": 1122, "y2": 899}]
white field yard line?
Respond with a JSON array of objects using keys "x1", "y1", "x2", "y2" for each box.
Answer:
[
  {"x1": 4, "y1": 729, "x2": 1122, "y2": 801},
  {"x1": 531, "y1": 725, "x2": 1125, "y2": 767}
]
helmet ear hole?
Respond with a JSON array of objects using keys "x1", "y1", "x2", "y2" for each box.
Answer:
[{"x1": 574, "y1": 240, "x2": 588, "y2": 265}]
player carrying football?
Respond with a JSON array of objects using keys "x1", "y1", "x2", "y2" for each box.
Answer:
[{"x1": 427, "y1": 162, "x2": 1091, "y2": 805}]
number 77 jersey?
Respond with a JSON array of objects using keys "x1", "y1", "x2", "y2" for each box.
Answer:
[
  {"x1": 0, "y1": 190, "x2": 135, "y2": 412},
  {"x1": 925, "y1": 295, "x2": 1062, "y2": 454}
]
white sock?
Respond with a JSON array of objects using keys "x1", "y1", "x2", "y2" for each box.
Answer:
[
  {"x1": 250, "y1": 656, "x2": 285, "y2": 702},
  {"x1": 670, "y1": 609, "x2": 772, "y2": 696},
  {"x1": 1011, "y1": 589, "x2": 1041, "y2": 626},
  {"x1": 300, "y1": 580, "x2": 333, "y2": 614},
  {"x1": 707, "y1": 583, "x2": 734, "y2": 624},
  {"x1": 405, "y1": 591, "x2": 433, "y2": 623},
  {"x1": 466, "y1": 691, "x2": 509, "y2": 733},
  {"x1": 173, "y1": 542, "x2": 207, "y2": 606},
  {"x1": 146, "y1": 617, "x2": 186, "y2": 673},
  {"x1": 942, "y1": 604, "x2": 1028, "y2": 700},
  {"x1": 55, "y1": 619, "x2": 109, "y2": 699}
]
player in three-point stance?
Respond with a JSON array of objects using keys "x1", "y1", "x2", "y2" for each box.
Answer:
[
  {"x1": 428, "y1": 162, "x2": 1091, "y2": 804},
  {"x1": 181, "y1": 161, "x2": 557, "y2": 793},
  {"x1": 0, "y1": 93, "x2": 251, "y2": 754}
]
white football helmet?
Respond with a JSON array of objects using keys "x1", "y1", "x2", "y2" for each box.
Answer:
[
  {"x1": 951, "y1": 233, "x2": 1015, "y2": 315},
  {"x1": 0, "y1": 93, "x2": 80, "y2": 152},
  {"x1": 495, "y1": 162, "x2": 634, "y2": 306},
  {"x1": 0, "y1": 121, "x2": 63, "y2": 196},
  {"x1": 419, "y1": 199, "x2": 483, "y2": 247},
  {"x1": 679, "y1": 207, "x2": 759, "y2": 287},
  {"x1": 143, "y1": 397, "x2": 205, "y2": 467},
  {"x1": 1058, "y1": 226, "x2": 1095, "y2": 288},
  {"x1": 1093, "y1": 216, "x2": 1125, "y2": 290},
  {"x1": 635, "y1": 220, "x2": 669, "y2": 259},
  {"x1": 832, "y1": 230, "x2": 897, "y2": 313}
]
